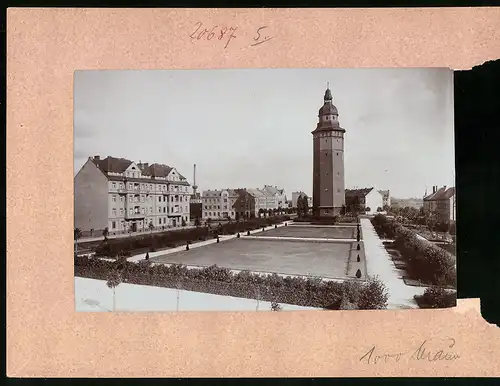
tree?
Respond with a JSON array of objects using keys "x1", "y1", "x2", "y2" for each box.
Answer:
[
  {"x1": 106, "y1": 269, "x2": 122, "y2": 312},
  {"x1": 258, "y1": 208, "x2": 264, "y2": 218},
  {"x1": 365, "y1": 207, "x2": 371, "y2": 213},
  {"x1": 74, "y1": 228, "x2": 82, "y2": 254},
  {"x1": 102, "y1": 227, "x2": 109, "y2": 241},
  {"x1": 181, "y1": 218, "x2": 186, "y2": 227},
  {"x1": 148, "y1": 222, "x2": 154, "y2": 233},
  {"x1": 194, "y1": 217, "x2": 201, "y2": 227}
]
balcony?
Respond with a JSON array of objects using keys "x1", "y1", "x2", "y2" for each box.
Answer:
[{"x1": 125, "y1": 212, "x2": 145, "y2": 220}]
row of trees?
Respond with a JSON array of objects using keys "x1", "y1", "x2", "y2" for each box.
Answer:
[
  {"x1": 386, "y1": 206, "x2": 455, "y2": 235},
  {"x1": 76, "y1": 255, "x2": 389, "y2": 310}
]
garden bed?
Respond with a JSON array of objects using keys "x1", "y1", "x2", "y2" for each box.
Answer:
[
  {"x1": 93, "y1": 216, "x2": 290, "y2": 258},
  {"x1": 74, "y1": 255, "x2": 389, "y2": 310}
]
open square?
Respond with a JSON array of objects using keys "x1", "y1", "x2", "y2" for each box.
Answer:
[
  {"x1": 150, "y1": 238, "x2": 354, "y2": 279},
  {"x1": 256, "y1": 225, "x2": 356, "y2": 239}
]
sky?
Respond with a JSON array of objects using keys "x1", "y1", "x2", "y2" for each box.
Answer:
[{"x1": 74, "y1": 68, "x2": 455, "y2": 199}]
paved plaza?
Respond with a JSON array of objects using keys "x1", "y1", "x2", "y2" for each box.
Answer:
[
  {"x1": 150, "y1": 238, "x2": 355, "y2": 279},
  {"x1": 256, "y1": 225, "x2": 356, "y2": 239}
]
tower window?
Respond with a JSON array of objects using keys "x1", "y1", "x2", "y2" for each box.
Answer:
[{"x1": 336, "y1": 152, "x2": 339, "y2": 155}]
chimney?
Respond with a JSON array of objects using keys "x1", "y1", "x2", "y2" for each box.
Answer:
[
  {"x1": 94, "y1": 155, "x2": 100, "y2": 160},
  {"x1": 433, "y1": 186, "x2": 436, "y2": 194},
  {"x1": 143, "y1": 163, "x2": 149, "y2": 168},
  {"x1": 443, "y1": 185, "x2": 447, "y2": 191}
]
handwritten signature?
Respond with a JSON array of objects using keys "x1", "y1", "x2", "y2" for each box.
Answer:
[
  {"x1": 189, "y1": 22, "x2": 273, "y2": 49},
  {"x1": 359, "y1": 338, "x2": 460, "y2": 365}
]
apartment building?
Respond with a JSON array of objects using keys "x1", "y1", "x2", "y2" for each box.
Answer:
[
  {"x1": 246, "y1": 188, "x2": 266, "y2": 215},
  {"x1": 423, "y1": 185, "x2": 456, "y2": 223},
  {"x1": 233, "y1": 189, "x2": 257, "y2": 219},
  {"x1": 201, "y1": 189, "x2": 239, "y2": 220},
  {"x1": 378, "y1": 190, "x2": 391, "y2": 207},
  {"x1": 74, "y1": 155, "x2": 191, "y2": 233},
  {"x1": 345, "y1": 188, "x2": 384, "y2": 214},
  {"x1": 292, "y1": 191, "x2": 307, "y2": 208},
  {"x1": 260, "y1": 185, "x2": 287, "y2": 210}
]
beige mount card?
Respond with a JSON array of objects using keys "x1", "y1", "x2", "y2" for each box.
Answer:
[{"x1": 7, "y1": 7, "x2": 500, "y2": 378}]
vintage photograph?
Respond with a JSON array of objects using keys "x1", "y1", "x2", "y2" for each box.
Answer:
[{"x1": 74, "y1": 68, "x2": 457, "y2": 312}]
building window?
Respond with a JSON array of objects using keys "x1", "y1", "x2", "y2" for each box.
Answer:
[
  {"x1": 158, "y1": 197, "x2": 161, "y2": 202},
  {"x1": 158, "y1": 207, "x2": 161, "y2": 213},
  {"x1": 149, "y1": 207, "x2": 152, "y2": 213},
  {"x1": 112, "y1": 183, "x2": 116, "y2": 189},
  {"x1": 120, "y1": 196, "x2": 124, "y2": 202},
  {"x1": 112, "y1": 208, "x2": 116, "y2": 216},
  {"x1": 112, "y1": 195, "x2": 116, "y2": 202},
  {"x1": 120, "y1": 208, "x2": 123, "y2": 215},
  {"x1": 163, "y1": 207, "x2": 166, "y2": 213},
  {"x1": 336, "y1": 152, "x2": 339, "y2": 156},
  {"x1": 112, "y1": 221, "x2": 116, "y2": 229},
  {"x1": 129, "y1": 196, "x2": 133, "y2": 203},
  {"x1": 163, "y1": 196, "x2": 166, "y2": 202},
  {"x1": 337, "y1": 188, "x2": 340, "y2": 193},
  {"x1": 159, "y1": 218, "x2": 162, "y2": 225}
]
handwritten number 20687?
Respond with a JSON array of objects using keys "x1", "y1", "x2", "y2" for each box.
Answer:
[{"x1": 189, "y1": 22, "x2": 237, "y2": 48}]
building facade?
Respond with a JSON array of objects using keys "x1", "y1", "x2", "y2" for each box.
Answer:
[
  {"x1": 312, "y1": 86, "x2": 346, "y2": 217},
  {"x1": 74, "y1": 156, "x2": 191, "y2": 233},
  {"x1": 345, "y1": 188, "x2": 384, "y2": 214},
  {"x1": 246, "y1": 188, "x2": 267, "y2": 215},
  {"x1": 423, "y1": 185, "x2": 456, "y2": 223},
  {"x1": 201, "y1": 189, "x2": 239, "y2": 220},
  {"x1": 261, "y1": 185, "x2": 287, "y2": 210},
  {"x1": 378, "y1": 190, "x2": 391, "y2": 208},
  {"x1": 233, "y1": 189, "x2": 257, "y2": 219}
]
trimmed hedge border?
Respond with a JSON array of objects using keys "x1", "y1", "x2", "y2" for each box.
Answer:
[
  {"x1": 414, "y1": 287, "x2": 457, "y2": 309},
  {"x1": 75, "y1": 255, "x2": 389, "y2": 310},
  {"x1": 94, "y1": 216, "x2": 291, "y2": 258},
  {"x1": 371, "y1": 214, "x2": 456, "y2": 288},
  {"x1": 293, "y1": 215, "x2": 358, "y2": 225}
]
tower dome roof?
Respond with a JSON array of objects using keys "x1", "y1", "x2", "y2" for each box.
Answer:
[{"x1": 318, "y1": 103, "x2": 338, "y2": 116}]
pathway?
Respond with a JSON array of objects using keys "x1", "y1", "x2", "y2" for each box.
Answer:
[{"x1": 360, "y1": 218, "x2": 426, "y2": 309}]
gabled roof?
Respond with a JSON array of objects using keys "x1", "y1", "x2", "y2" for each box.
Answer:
[
  {"x1": 141, "y1": 163, "x2": 173, "y2": 178},
  {"x1": 202, "y1": 189, "x2": 239, "y2": 198},
  {"x1": 90, "y1": 156, "x2": 187, "y2": 182},
  {"x1": 424, "y1": 186, "x2": 452, "y2": 201},
  {"x1": 345, "y1": 188, "x2": 374, "y2": 198},
  {"x1": 92, "y1": 156, "x2": 133, "y2": 174},
  {"x1": 427, "y1": 187, "x2": 455, "y2": 201},
  {"x1": 246, "y1": 188, "x2": 266, "y2": 198},
  {"x1": 378, "y1": 190, "x2": 390, "y2": 199}
]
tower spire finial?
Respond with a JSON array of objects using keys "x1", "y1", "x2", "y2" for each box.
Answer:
[{"x1": 327, "y1": 81, "x2": 330, "y2": 89}]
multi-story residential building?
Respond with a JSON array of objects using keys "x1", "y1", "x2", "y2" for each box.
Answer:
[
  {"x1": 246, "y1": 188, "x2": 267, "y2": 216},
  {"x1": 233, "y1": 189, "x2": 257, "y2": 219},
  {"x1": 423, "y1": 185, "x2": 456, "y2": 224},
  {"x1": 378, "y1": 190, "x2": 391, "y2": 207},
  {"x1": 74, "y1": 155, "x2": 191, "y2": 234},
  {"x1": 292, "y1": 191, "x2": 306, "y2": 208},
  {"x1": 345, "y1": 188, "x2": 384, "y2": 214},
  {"x1": 260, "y1": 185, "x2": 287, "y2": 210},
  {"x1": 201, "y1": 189, "x2": 239, "y2": 220},
  {"x1": 189, "y1": 192, "x2": 202, "y2": 223}
]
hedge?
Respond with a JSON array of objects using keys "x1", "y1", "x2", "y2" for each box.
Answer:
[
  {"x1": 94, "y1": 216, "x2": 290, "y2": 258},
  {"x1": 75, "y1": 255, "x2": 389, "y2": 310},
  {"x1": 294, "y1": 215, "x2": 358, "y2": 225},
  {"x1": 372, "y1": 214, "x2": 456, "y2": 288},
  {"x1": 414, "y1": 286, "x2": 457, "y2": 308}
]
